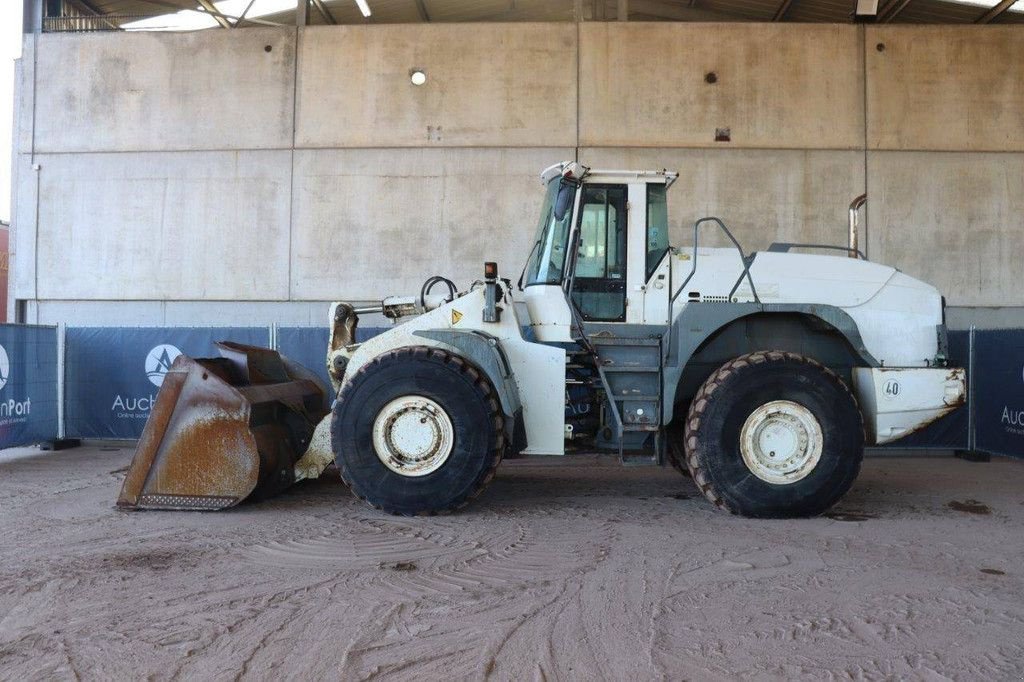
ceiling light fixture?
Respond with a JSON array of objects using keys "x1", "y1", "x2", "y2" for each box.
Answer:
[{"x1": 354, "y1": 0, "x2": 372, "y2": 17}]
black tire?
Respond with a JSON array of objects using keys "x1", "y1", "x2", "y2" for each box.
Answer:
[
  {"x1": 332, "y1": 346, "x2": 505, "y2": 515},
  {"x1": 665, "y1": 418, "x2": 691, "y2": 478},
  {"x1": 684, "y1": 351, "x2": 864, "y2": 518}
]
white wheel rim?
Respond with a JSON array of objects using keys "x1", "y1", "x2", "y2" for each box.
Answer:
[
  {"x1": 372, "y1": 396, "x2": 455, "y2": 477},
  {"x1": 739, "y1": 400, "x2": 823, "y2": 485}
]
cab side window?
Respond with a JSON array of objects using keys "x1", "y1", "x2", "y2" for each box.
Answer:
[{"x1": 646, "y1": 184, "x2": 670, "y2": 280}]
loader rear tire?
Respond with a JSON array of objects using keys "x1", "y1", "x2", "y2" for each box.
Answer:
[
  {"x1": 332, "y1": 346, "x2": 505, "y2": 515},
  {"x1": 684, "y1": 351, "x2": 863, "y2": 518}
]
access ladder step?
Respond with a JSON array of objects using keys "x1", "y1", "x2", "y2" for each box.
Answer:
[
  {"x1": 589, "y1": 336, "x2": 662, "y2": 347},
  {"x1": 600, "y1": 365, "x2": 661, "y2": 373},
  {"x1": 622, "y1": 424, "x2": 659, "y2": 432},
  {"x1": 612, "y1": 394, "x2": 660, "y2": 402},
  {"x1": 620, "y1": 451, "x2": 660, "y2": 466}
]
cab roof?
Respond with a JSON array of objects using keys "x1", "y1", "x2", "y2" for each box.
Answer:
[{"x1": 541, "y1": 161, "x2": 678, "y2": 188}]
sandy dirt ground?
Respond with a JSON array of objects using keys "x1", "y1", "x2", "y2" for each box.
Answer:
[{"x1": 0, "y1": 444, "x2": 1022, "y2": 681}]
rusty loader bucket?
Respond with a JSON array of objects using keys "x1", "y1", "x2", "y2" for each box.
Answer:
[{"x1": 117, "y1": 342, "x2": 329, "y2": 511}]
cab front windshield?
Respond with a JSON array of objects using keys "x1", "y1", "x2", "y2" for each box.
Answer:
[{"x1": 524, "y1": 178, "x2": 577, "y2": 286}]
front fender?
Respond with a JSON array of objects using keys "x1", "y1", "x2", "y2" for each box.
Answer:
[{"x1": 413, "y1": 329, "x2": 522, "y2": 420}]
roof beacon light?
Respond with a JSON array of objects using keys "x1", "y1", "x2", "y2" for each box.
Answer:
[{"x1": 562, "y1": 161, "x2": 589, "y2": 182}]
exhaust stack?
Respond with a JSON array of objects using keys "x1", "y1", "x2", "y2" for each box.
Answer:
[{"x1": 849, "y1": 194, "x2": 867, "y2": 258}]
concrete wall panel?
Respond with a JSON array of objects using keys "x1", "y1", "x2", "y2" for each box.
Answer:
[
  {"x1": 33, "y1": 300, "x2": 347, "y2": 327},
  {"x1": 33, "y1": 28, "x2": 295, "y2": 153},
  {"x1": 290, "y1": 148, "x2": 573, "y2": 300},
  {"x1": 867, "y1": 152, "x2": 1024, "y2": 306},
  {"x1": 579, "y1": 23, "x2": 864, "y2": 150},
  {"x1": 581, "y1": 148, "x2": 865, "y2": 252},
  {"x1": 35, "y1": 150, "x2": 292, "y2": 301},
  {"x1": 14, "y1": 38, "x2": 34, "y2": 155},
  {"x1": 295, "y1": 24, "x2": 577, "y2": 148},
  {"x1": 867, "y1": 27, "x2": 1024, "y2": 152},
  {"x1": 12, "y1": 154, "x2": 37, "y2": 301}
]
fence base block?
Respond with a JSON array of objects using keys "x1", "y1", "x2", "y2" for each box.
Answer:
[
  {"x1": 954, "y1": 450, "x2": 991, "y2": 463},
  {"x1": 41, "y1": 438, "x2": 83, "y2": 451}
]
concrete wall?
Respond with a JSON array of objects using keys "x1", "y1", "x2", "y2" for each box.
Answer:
[
  {"x1": 11, "y1": 23, "x2": 1024, "y2": 326},
  {"x1": 579, "y1": 24, "x2": 863, "y2": 149},
  {"x1": 32, "y1": 28, "x2": 296, "y2": 153},
  {"x1": 865, "y1": 26, "x2": 1024, "y2": 310},
  {"x1": 296, "y1": 24, "x2": 577, "y2": 148}
]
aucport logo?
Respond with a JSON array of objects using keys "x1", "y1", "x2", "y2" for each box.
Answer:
[
  {"x1": 145, "y1": 344, "x2": 182, "y2": 387},
  {"x1": 0, "y1": 343, "x2": 32, "y2": 424},
  {"x1": 0, "y1": 344, "x2": 8, "y2": 391},
  {"x1": 998, "y1": 363, "x2": 1024, "y2": 435},
  {"x1": 111, "y1": 344, "x2": 182, "y2": 418}
]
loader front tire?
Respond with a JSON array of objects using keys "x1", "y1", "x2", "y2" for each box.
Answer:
[
  {"x1": 684, "y1": 351, "x2": 863, "y2": 518},
  {"x1": 332, "y1": 346, "x2": 505, "y2": 515}
]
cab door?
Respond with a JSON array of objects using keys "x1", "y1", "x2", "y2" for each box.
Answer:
[{"x1": 570, "y1": 184, "x2": 630, "y2": 322}]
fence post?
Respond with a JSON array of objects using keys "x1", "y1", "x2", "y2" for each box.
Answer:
[
  {"x1": 57, "y1": 323, "x2": 66, "y2": 440},
  {"x1": 954, "y1": 324, "x2": 989, "y2": 462},
  {"x1": 968, "y1": 325, "x2": 976, "y2": 453},
  {"x1": 43, "y1": 323, "x2": 80, "y2": 451}
]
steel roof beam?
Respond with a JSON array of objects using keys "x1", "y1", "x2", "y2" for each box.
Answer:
[
  {"x1": 878, "y1": 0, "x2": 912, "y2": 21},
  {"x1": 231, "y1": 0, "x2": 256, "y2": 26},
  {"x1": 196, "y1": 0, "x2": 233, "y2": 27},
  {"x1": 414, "y1": 0, "x2": 430, "y2": 21},
  {"x1": 136, "y1": 0, "x2": 287, "y2": 25},
  {"x1": 976, "y1": 0, "x2": 1015, "y2": 22},
  {"x1": 630, "y1": 0, "x2": 745, "y2": 20},
  {"x1": 311, "y1": 0, "x2": 337, "y2": 23},
  {"x1": 67, "y1": 0, "x2": 121, "y2": 28},
  {"x1": 772, "y1": 0, "x2": 795, "y2": 20}
]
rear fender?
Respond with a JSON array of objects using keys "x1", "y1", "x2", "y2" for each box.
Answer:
[{"x1": 665, "y1": 302, "x2": 878, "y2": 422}]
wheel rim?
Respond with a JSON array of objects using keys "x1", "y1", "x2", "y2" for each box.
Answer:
[
  {"x1": 739, "y1": 400, "x2": 823, "y2": 485},
  {"x1": 372, "y1": 396, "x2": 455, "y2": 477}
]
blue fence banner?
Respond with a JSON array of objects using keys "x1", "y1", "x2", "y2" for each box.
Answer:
[
  {"x1": 2, "y1": 320, "x2": 1016, "y2": 460},
  {"x1": 0, "y1": 325, "x2": 58, "y2": 448},
  {"x1": 972, "y1": 329, "x2": 1024, "y2": 459},
  {"x1": 64, "y1": 327, "x2": 269, "y2": 439},
  {"x1": 276, "y1": 326, "x2": 386, "y2": 406}
]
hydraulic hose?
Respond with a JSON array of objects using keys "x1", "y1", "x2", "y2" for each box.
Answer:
[{"x1": 420, "y1": 276, "x2": 457, "y2": 309}]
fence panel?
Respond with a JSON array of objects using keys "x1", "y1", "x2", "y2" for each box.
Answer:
[
  {"x1": 36, "y1": 322, "x2": 1024, "y2": 460},
  {"x1": 0, "y1": 325, "x2": 58, "y2": 448},
  {"x1": 276, "y1": 327, "x2": 387, "y2": 407},
  {"x1": 972, "y1": 329, "x2": 1024, "y2": 459},
  {"x1": 64, "y1": 327, "x2": 269, "y2": 439}
]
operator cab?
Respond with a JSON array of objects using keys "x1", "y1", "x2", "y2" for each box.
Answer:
[{"x1": 522, "y1": 162, "x2": 677, "y2": 342}]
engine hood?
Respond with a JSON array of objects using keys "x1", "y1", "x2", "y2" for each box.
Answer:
[
  {"x1": 745, "y1": 251, "x2": 903, "y2": 308},
  {"x1": 746, "y1": 251, "x2": 944, "y2": 367}
]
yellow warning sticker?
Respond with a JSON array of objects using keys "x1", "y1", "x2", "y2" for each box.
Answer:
[{"x1": 451, "y1": 309, "x2": 463, "y2": 325}]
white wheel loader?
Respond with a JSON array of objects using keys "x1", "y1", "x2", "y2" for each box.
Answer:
[{"x1": 119, "y1": 162, "x2": 965, "y2": 518}]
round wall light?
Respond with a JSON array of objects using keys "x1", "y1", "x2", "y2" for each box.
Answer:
[{"x1": 410, "y1": 70, "x2": 427, "y2": 86}]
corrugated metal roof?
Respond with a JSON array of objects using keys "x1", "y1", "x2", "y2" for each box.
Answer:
[{"x1": 60, "y1": 0, "x2": 1024, "y2": 26}]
